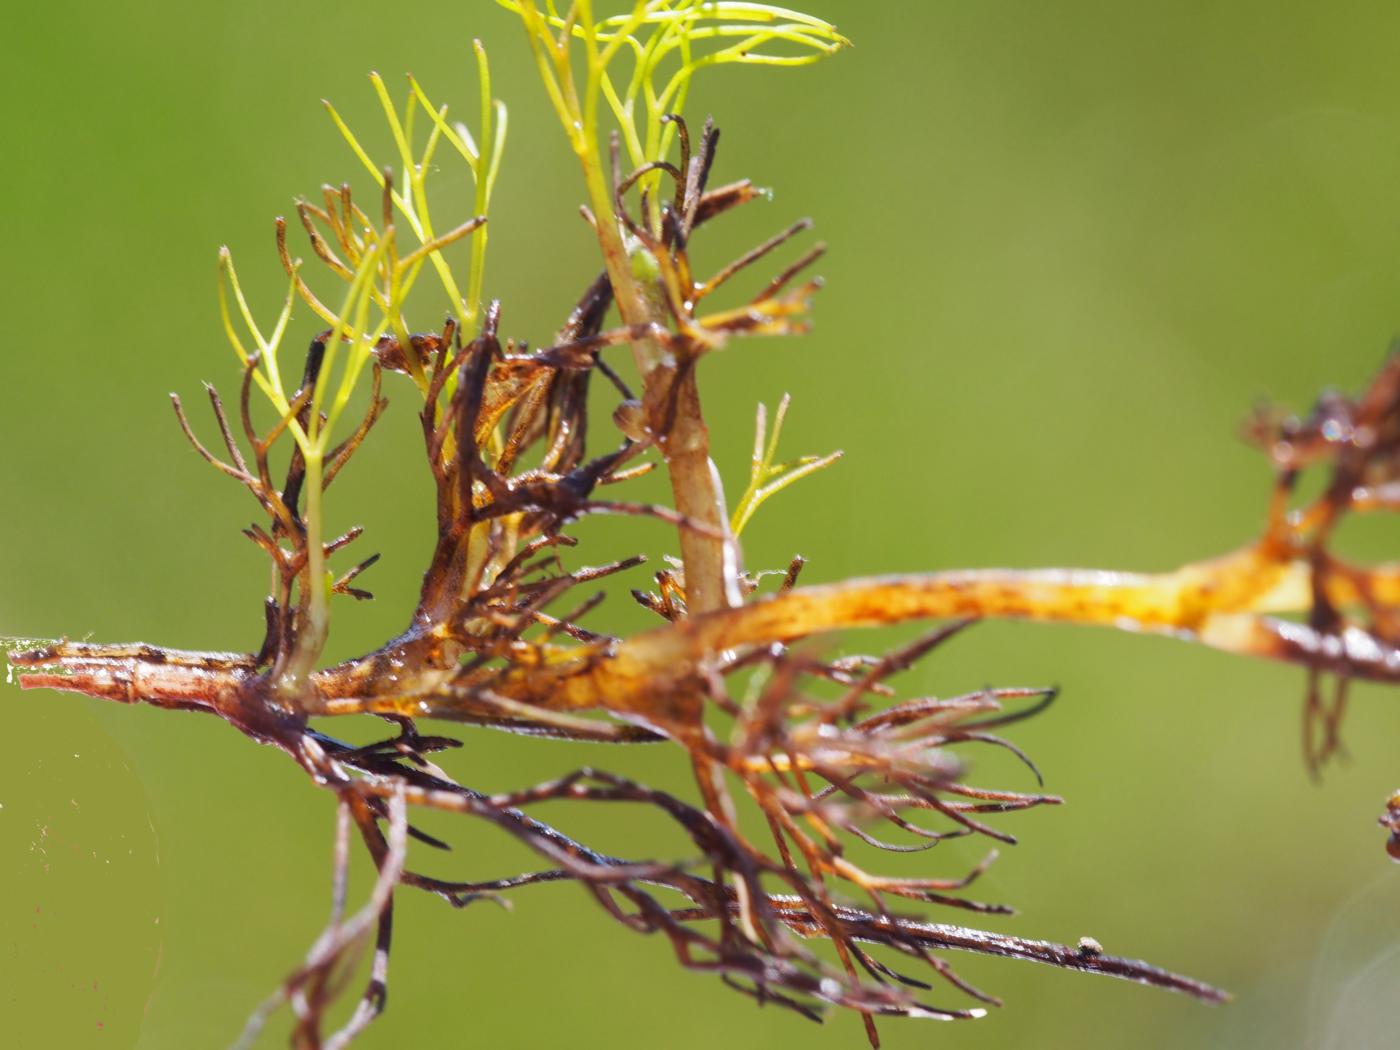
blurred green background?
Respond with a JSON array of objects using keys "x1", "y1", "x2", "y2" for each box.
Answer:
[{"x1": 7, "y1": 1, "x2": 1400, "y2": 1047}]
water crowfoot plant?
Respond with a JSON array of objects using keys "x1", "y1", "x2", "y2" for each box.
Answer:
[{"x1": 8, "y1": 2, "x2": 1400, "y2": 1047}]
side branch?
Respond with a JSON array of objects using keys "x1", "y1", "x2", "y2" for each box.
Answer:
[{"x1": 469, "y1": 544, "x2": 1399, "y2": 723}]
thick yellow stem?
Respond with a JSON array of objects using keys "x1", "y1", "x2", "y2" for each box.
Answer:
[{"x1": 477, "y1": 544, "x2": 1368, "y2": 725}]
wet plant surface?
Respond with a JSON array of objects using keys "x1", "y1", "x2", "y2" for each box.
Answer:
[{"x1": 8, "y1": 3, "x2": 1400, "y2": 1049}]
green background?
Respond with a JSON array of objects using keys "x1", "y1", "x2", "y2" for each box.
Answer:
[{"x1": 6, "y1": 1, "x2": 1400, "y2": 1047}]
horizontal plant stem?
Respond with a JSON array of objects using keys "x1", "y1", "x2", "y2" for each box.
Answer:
[
  {"x1": 23, "y1": 549, "x2": 1400, "y2": 725},
  {"x1": 469, "y1": 545, "x2": 1400, "y2": 722}
]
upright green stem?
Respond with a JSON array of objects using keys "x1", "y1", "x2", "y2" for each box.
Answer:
[
  {"x1": 279, "y1": 453, "x2": 328, "y2": 694},
  {"x1": 580, "y1": 145, "x2": 734, "y2": 612},
  {"x1": 514, "y1": 0, "x2": 740, "y2": 611}
]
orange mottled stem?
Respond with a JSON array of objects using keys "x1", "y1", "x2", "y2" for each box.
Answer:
[
  {"x1": 299, "y1": 541, "x2": 1400, "y2": 727},
  {"x1": 17, "y1": 544, "x2": 1399, "y2": 727}
]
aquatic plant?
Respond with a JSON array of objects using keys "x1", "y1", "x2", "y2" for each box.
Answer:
[{"x1": 9, "y1": 3, "x2": 1400, "y2": 1047}]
